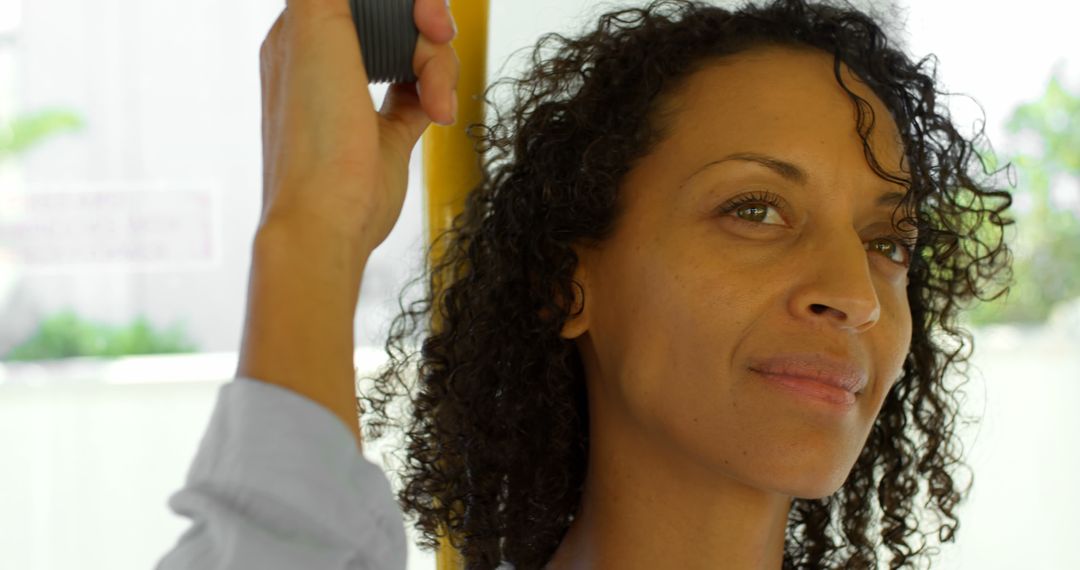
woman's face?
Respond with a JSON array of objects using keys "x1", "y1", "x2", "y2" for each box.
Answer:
[{"x1": 562, "y1": 46, "x2": 914, "y2": 499}]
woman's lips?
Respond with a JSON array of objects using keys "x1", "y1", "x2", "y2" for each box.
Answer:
[
  {"x1": 753, "y1": 369, "x2": 858, "y2": 407},
  {"x1": 746, "y1": 352, "x2": 869, "y2": 395}
]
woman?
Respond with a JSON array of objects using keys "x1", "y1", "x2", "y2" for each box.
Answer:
[{"x1": 157, "y1": 0, "x2": 1014, "y2": 568}]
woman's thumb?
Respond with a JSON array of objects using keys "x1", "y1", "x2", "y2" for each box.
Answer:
[{"x1": 378, "y1": 82, "x2": 435, "y2": 156}]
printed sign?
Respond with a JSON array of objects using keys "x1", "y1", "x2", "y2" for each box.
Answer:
[{"x1": 0, "y1": 181, "x2": 221, "y2": 272}]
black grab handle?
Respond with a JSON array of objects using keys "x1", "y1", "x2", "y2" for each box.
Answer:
[{"x1": 349, "y1": 0, "x2": 419, "y2": 84}]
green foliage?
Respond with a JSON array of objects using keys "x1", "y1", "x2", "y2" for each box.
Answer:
[
  {"x1": 0, "y1": 108, "x2": 85, "y2": 162},
  {"x1": 3, "y1": 309, "x2": 200, "y2": 361},
  {"x1": 964, "y1": 66, "x2": 1080, "y2": 327},
  {"x1": 1007, "y1": 71, "x2": 1080, "y2": 173}
]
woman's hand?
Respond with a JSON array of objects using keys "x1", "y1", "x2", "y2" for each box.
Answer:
[{"x1": 258, "y1": 0, "x2": 460, "y2": 253}]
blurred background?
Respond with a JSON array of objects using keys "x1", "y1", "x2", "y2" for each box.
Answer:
[{"x1": 0, "y1": 0, "x2": 1076, "y2": 568}]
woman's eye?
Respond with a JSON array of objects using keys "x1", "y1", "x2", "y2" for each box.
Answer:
[
  {"x1": 867, "y1": 238, "x2": 915, "y2": 267},
  {"x1": 718, "y1": 191, "x2": 788, "y2": 226},
  {"x1": 730, "y1": 202, "x2": 785, "y2": 226}
]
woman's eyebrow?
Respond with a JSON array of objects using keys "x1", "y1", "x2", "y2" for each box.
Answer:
[
  {"x1": 680, "y1": 151, "x2": 908, "y2": 208},
  {"x1": 680, "y1": 152, "x2": 807, "y2": 189}
]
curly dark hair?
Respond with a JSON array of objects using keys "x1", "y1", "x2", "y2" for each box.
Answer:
[{"x1": 356, "y1": 0, "x2": 1016, "y2": 568}]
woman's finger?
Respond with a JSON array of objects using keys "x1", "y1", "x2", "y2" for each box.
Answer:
[
  {"x1": 413, "y1": 35, "x2": 461, "y2": 125},
  {"x1": 415, "y1": 0, "x2": 457, "y2": 45}
]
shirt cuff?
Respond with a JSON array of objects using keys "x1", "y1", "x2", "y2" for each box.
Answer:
[{"x1": 179, "y1": 375, "x2": 407, "y2": 568}]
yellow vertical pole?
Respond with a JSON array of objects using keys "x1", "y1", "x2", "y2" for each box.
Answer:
[{"x1": 422, "y1": 1, "x2": 489, "y2": 568}]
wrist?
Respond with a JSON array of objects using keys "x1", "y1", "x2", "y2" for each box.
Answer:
[{"x1": 253, "y1": 216, "x2": 373, "y2": 287}]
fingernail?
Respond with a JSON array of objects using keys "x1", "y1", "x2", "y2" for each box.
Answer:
[
  {"x1": 451, "y1": 91, "x2": 458, "y2": 124},
  {"x1": 450, "y1": 14, "x2": 458, "y2": 38}
]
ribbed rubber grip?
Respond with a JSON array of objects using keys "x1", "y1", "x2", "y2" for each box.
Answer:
[{"x1": 349, "y1": 0, "x2": 419, "y2": 84}]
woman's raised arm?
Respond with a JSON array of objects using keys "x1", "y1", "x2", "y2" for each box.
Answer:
[
  {"x1": 156, "y1": 1, "x2": 459, "y2": 568},
  {"x1": 237, "y1": 0, "x2": 460, "y2": 451}
]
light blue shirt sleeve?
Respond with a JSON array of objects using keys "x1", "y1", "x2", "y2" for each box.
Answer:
[{"x1": 154, "y1": 376, "x2": 408, "y2": 570}]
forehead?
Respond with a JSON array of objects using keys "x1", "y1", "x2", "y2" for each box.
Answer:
[{"x1": 650, "y1": 45, "x2": 907, "y2": 182}]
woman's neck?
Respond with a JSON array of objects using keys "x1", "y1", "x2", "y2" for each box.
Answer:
[{"x1": 543, "y1": 408, "x2": 792, "y2": 569}]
